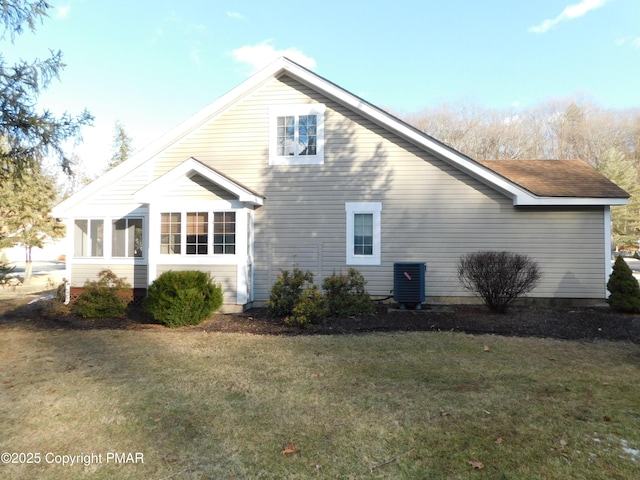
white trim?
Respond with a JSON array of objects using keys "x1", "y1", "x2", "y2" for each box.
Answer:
[
  {"x1": 604, "y1": 206, "x2": 612, "y2": 298},
  {"x1": 53, "y1": 57, "x2": 627, "y2": 217},
  {"x1": 269, "y1": 104, "x2": 326, "y2": 165},
  {"x1": 345, "y1": 202, "x2": 382, "y2": 266},
  {"x1": 134, "y1": 157, "x2": 263, "y2": 206}
]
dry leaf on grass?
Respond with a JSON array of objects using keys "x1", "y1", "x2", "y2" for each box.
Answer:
[
  {"x1": 483, "y1": 345, "x2": 490, "y2": 352},
  {"x1": 469, "y1": 460, "x2": 485, "y2": 469},
  {"x1": 281, "y1": 442, "x2": 297, "y2": 455},
  {"x1": 495, "y1": 437, "x2": 503, "y2": 444}
]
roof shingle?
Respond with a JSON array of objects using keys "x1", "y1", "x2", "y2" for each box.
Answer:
[{"x1": 477, "y1": 159, "x2": 629, "y2": 199}]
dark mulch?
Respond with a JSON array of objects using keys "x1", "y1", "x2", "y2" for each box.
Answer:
[{"x1": 2, "y1": 298, "x2": 640, "y2": 343}]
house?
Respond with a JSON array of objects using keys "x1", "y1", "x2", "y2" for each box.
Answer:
[{"x1": 52, "y1": 57, "x2": 629, "y2": 311}]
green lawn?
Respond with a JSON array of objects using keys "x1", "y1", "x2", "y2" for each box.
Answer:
[{"x1": 1, "y1": 324, "x2": 639, "y2": 479}]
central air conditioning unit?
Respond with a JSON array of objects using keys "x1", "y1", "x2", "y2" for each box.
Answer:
[{"x1": 393, "y1": 262, "x2": 426, "y2": 309}]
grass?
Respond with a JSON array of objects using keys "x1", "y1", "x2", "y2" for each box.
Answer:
[{"x1": 0, "y1": 321, "x2": 639, "y2": 479}]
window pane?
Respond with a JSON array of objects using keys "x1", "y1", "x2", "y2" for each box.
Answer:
[
  {"x1": 186, "y1": 212, "x2": 207, "y2": 255},
  {"x1": 299, "y1": 115, "x2": 317, "y2": 155},
  {"x1": 130, "y1": 219, "x2": 143, "y2": 257},
  {"x1": 90, "y1": 220, "x2": 104, "y2": 257},
  {"x1": 161, "y1": 213, "x2": 181, "y2": 254},
  {"x1": 112, "y1": 219, "x2": 126, "y2": 257},
  {"x1": 74, "y1": 220, "x2": 88, "y2": 257},
  {"x1": 277, "y1": 116, "x2": 295, "y2": 155},
  {"x1": 354, "y1": 214, "x2": 373, "y2": 256},
  {"x1": 213, "y1": 212, "x2": 235, "y2": 254}
]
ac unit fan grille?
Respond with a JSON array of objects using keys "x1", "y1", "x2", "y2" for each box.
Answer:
[{"x1": 393, "y1": 262, "x2": 426, "y2": 305}]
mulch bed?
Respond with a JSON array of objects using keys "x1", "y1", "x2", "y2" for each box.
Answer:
[{"x1": 2, "y1": 300, "x2": 640, "y2": 343}]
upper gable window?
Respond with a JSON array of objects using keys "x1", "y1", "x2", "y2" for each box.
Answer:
[{"x1": 269, "y1": 104, "x2": 325, "y2": 165}]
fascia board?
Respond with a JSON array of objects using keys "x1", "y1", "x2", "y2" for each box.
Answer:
[{"x1": 514, "y1": 196, "x2": 629, "y2": 207}]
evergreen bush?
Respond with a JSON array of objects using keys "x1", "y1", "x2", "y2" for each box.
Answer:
[
  {"x1": 267, "y1": 267, "x2": 373, "y2": 326},
  {"x1": 322, "y1": 268, "x2": 374, "y2": 317},
  {"x1": 145, "y1": 270, "x2": 223, "y2": 328},
  {"x1": 0, "y1": 252, "x2": 15, "y2": 284},
  {"x1": 607, "y1": 256, "x2": 640, "y2": 313},
  {"x1": 266, "y1": 267, "x2": 314, "y2": 317},
  {"x1": 287, "y1": 284, "x2": 329, "y2": 327},
  {"x1": 73, "y1": 269, "x2": 131, "y2": 318}
]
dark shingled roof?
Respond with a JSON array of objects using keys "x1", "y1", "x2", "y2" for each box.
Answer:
[{"x1": 477, "y1": 159, "x2": 629, "y2": 199}]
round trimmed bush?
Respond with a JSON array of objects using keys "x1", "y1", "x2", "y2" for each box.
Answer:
[{"x1": 145, "y1": 270, "x2": 223, "y2": 328}]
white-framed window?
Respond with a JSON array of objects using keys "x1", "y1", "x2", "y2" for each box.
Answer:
[
  {"x1": 269, "y1": 104, "x2": 325, "y2": 165},
  {"x1": 112, "y1": 218, "x2": 143, "y2": 257},
  {"x1": 74, "y1": 219, "x2": 104, "y2": 257},
  {"x1": 345, "y1": 202, "x2": 382, "y2": 265},
  {"x1": 160, "y1": 211, "x2": 236, "y2": 256}
]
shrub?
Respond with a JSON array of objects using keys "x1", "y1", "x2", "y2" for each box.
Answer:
[
  {"x1": 287, "y1": 284, "x2": 329, "y2": 327},
  {"x1": 457, "y1": 251, "x2": 541, "y2": 313},
  {"x1": 145, "y1": 270, "x2": 223, "y2": 328},
  {"x1": 322, "y1": 268, "x2": 374, "y2": 317},
  {"x1": 267, "y1": 267, "x2": 314, "y2": 317},
  {"x1": 0, "y1": 252, "x2": 15, "y2": 284},
  {"x1": 73, "y1": 269, "x2": 131, "y2": 318},
  {"x1": 607, "y1": 256, "x2": 640, "y2": 313},
  {"x1": 40, "y1": 298, "x2": 72, "y2": 318}
]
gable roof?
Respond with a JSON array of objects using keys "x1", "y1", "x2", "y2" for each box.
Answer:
[
  {"x1": 53, "y1": 57, "x2": 628, "y2": 215},
  {"x1": 134, "y1": 157, "x2": 264, "y2": 206},
  {"x1": 477, "y1": 159, "x2": 629, "y2": 199}
]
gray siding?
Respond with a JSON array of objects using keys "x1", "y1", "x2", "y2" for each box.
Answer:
[
  {"x1": 156, "y1": 264, "x2": 237, "y2": 304},
  {"x1": 71, "y1": 264, "x2": 148, "y2": 289},
  {"x1": 67, "y1": 74, "x2": 609, "y2": 302}
]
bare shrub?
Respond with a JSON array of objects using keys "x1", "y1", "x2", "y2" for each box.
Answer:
[{"x1": 457, "y1": 251, "x2": 541, "y2": 313}]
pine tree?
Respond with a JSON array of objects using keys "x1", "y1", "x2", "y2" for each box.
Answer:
[
  {"x1": 1, "y1": 0, "x2": 92, "y2": 182},
  {"x1": 0, "y1": 170, "x2": 64, "y2": 284},
  {"x1": 107, "y1": 120, "x2": 134, "y2": 169},
  {"x1": 607, "y1": 256, "x2": 640, "y2": 313}
]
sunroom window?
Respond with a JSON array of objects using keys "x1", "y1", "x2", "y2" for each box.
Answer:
[
  {"x1": 160, "y1": 211, "x2": 236, "y2": 255},
  {"x1": 186, "y1": 212, "x2": 208, "y2": 255},
  {"x1": 74, "y1": 219, "x2": 103, "y2": 257},
  {"x1": 112, "y1": 218, "x2": 143, "y2": 257},
  {"x1": 160, "y1": 213, "x2": 181, "y2": 254}
]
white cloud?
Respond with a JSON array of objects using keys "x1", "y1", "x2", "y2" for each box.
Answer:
[
  {"x1": 55, "y1": 5, "x2": 71, "y2": 19},
  {"x1": 232, "y1": 41, "x2": 317, "y2": 73},
  {"x1": 226, "y1": 11, "x2": 247, "y2": 22},
  {"x1": 529, "y1": 0, "x2": 609, "y2": 34},
  {"x1": 616, "y1": 35, "x2": 640, "y2": 49}
]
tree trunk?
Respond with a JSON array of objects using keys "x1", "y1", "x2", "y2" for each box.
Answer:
[{"x1": 24, "y1": 246, "x2": 32, "y2": 285}]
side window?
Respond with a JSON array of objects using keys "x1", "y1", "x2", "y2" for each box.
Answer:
[
  {"x1": 160, "y1": 213, "x2": 181, "y2": 254},
  {"x1": 345, "y1": 202, "x2": 381, "y2": 265},
  {"x1": 270, "y1": 105, "x2": 325, "y2": 165},
  {"x1": 112, "y1": 218, "x2": 143, "y2": 258},
  {"x1": 74, "y1": 219, "x2": 104, "y2": 257},
  {"x1": 213, "y1": 212, "x2": 236, "y2": 254}
]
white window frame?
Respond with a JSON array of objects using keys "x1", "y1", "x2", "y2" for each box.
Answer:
[
  {"x1": 158, "y1": 208, "x2": 239, "y2": 260},
  {"x1": 269, "y1": 104, "x2": 326, "y2": 165},
  {"x1": 112, "y1": 217, "x2": 144, "y2": 258},
  {"x1": 73, "y1": 218, "x2": 104, "y2": 258},
  {"x1": 345, "y1": 202, "x2": 382, "y2": 266}
]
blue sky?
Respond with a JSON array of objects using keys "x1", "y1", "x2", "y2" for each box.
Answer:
[{"x1": 4, "y1": 0, "x2": 640, "y2": 170}]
